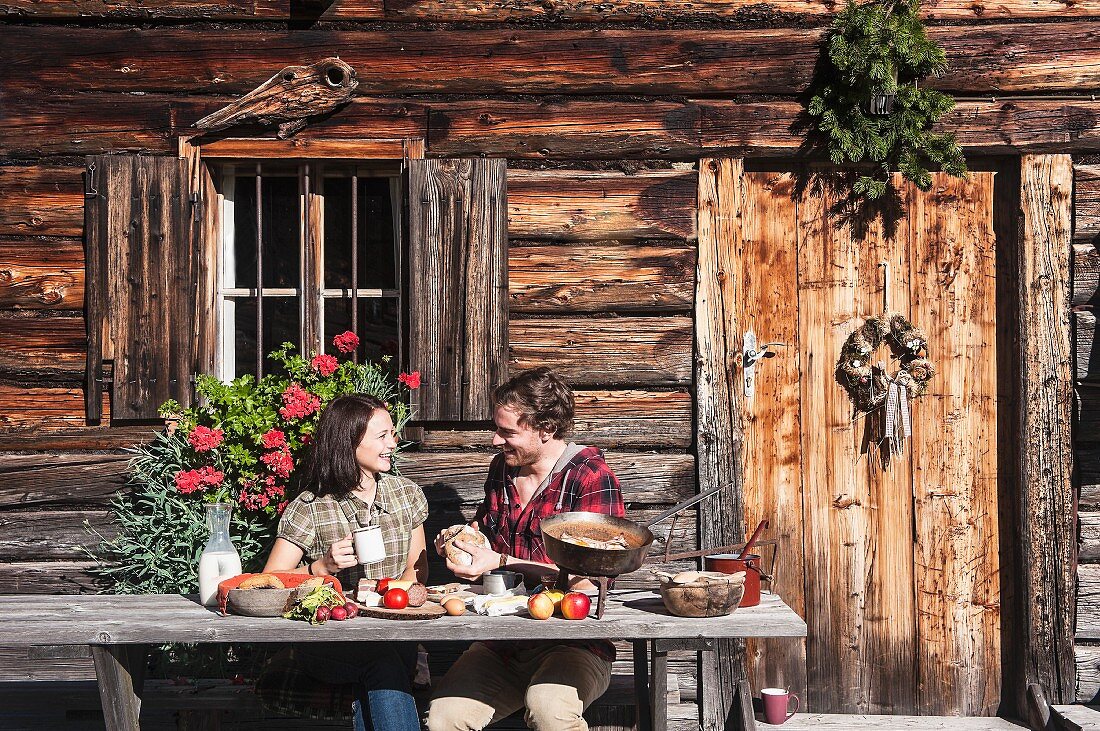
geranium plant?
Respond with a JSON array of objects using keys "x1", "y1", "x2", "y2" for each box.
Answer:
[{"x1": 90, "y1": 332, "x2": 420, "y2": 596}]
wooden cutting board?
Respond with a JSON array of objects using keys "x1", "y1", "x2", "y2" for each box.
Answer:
[{"x1": 358, "y1": 601, "x2": 446, "y2": 620}]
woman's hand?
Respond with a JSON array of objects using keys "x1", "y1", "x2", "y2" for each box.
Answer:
[
  {"x1": 320, "y1": 533, "x2": 357, "y2": 575},
  {"x1": 448, "y1": 538, "x2": 502, "y2": 581}
]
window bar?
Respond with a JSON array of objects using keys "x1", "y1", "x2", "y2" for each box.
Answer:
[
  {"x1": 351, "y1": 173, "x2": 359, "y2": 364},
  {"x1": 255, "y1": 164, "x2": 263, "y2": 379},
  {"x1": 391, "y1": 175, "x2": 404, "y2": 376},
  {"x1": 302, "y1": 164, "x2": 310, "y2": 353}
]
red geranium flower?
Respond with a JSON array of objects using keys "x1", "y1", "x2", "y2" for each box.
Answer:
[
  {"x1": 311, "y1": 353, "x2": 339, "y2": 377},
  {"x1": 333, "y1": 331, "x2": 360, "y2": 353},
  {"x1": 398, "y1": 371, "x2": 421, "y2": 390},
  {"x1": 261, "y1": 429, "x2": 286, "y2": 450},
  {"x1": 174, "y1": 466, "x2": 224, "y2": 495},
  {"x1": 187, "y1": 426, "x2": 223, "y2": 453},
  {"x1": 279, "y1": 383, "x2": 320, "y2": 420},
  {"x1": 261, "y1": 447, "x2": 294, "y2": 479}
]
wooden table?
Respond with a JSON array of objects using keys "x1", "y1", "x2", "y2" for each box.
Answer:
[{"x1": 0, "y1": 590, "x2": 805, "y2": 731}]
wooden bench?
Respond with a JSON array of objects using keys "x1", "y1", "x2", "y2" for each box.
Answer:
[{"x1": 0, "y1": 591, "x2": 805, "y2": 731}]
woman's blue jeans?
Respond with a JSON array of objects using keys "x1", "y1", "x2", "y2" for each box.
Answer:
[{"x1": 296, "y1": 641, "x2": 420, "y2": 731}]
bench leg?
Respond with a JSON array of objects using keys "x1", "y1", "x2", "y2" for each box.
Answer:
[
  {"x1": 650, "y1": 641, "x2": 668, "y2": 731},
  {"x1": 91, "y1": 644, "x2": 149, "y2": 731},
  {"x1": 633, "y1": 640, "x2": 652, "y2": 731}
]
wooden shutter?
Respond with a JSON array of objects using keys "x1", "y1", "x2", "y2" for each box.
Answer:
[
  {"x1": 407, "y1": 159, "x2": 508, "y2": 421},
  {"x1": 85, "y1": 154, "x2": 214, "y2": 422}
]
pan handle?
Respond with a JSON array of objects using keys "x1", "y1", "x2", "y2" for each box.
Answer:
[{"x1": 643, "y1": 482, "x2": 729, "y2": 529}]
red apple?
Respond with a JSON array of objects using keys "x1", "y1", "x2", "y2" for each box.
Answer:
[
  {"x1": 527, "y1": 592, "x2": 554, "y2": 620},
  {"x1": 560, "y1": 591, "x2": 591, "y2": 620}
]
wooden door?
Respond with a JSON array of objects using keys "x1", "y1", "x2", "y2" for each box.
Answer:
[{"x1": 734, "y1": 171, "x2": 1002, "y2": 715}]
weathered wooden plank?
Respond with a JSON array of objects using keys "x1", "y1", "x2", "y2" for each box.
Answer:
[
  {"x1": 429, "y1": 99, "x2": 701, "y2": 159},
  {"x1": 695, "y1": 158, "x2": 750, "y2": 731},
  {"x1": 1076, "y1": 244, "x2": 1100, "y2": 308},
  {"x1": 1076, "y1": 645, "x2": 1100, "y2": 703},
  {"x1": 0, "y1": 166, "x2": 84, "y2": 238},
  {"x1": 0, "y1": 314, "x2": 85, "y2": 383},
  {"x1": 1, "y1": 0, "x2": 289, "y2": 18},
  {"x1": 0, "y1": 387, "x2": 93, "y2": 434},
  {"x1": 380, "y1": 0, "x2": 1100, "y2": 21},
  {"x1": 509, "y1": 316, "x2": 693, "y2": 386},
  {"x1": 7, "y1": 25, "x2": 1100, "y2": 96},
  {"x1": 406, "y1": 451, "x2": 695, "y2": 506},
  {"x1": 910, "y1": 173, "x2": 1000, "y2": 716},
  {"x1": 509, "y1": 243, "x2": 694, "y2": 314},
  {"x1": 0, "y1": 510, "x2": 114, "y2": 561},
  {"x1": 1079, "y1": 311, "x2": 1097, "y2": 382},
  {"x1": 508, "y1": 169, "x2": 696, "y2": 241},
  {"x1": 0, "y1": 649, "x2": 96, "y2": 681},
  {"x1": 0, "y1": 237, "x2": 82, "y2": 269},
  {"x1": 1052, "y1": 704, "x2": 1100, "y2": 731},
  {"x1": 0, "y1": 426, "x2": 151, "y2": 452},
  {"x1": 0, "y1": 454, "x2": 130, "y2": 508},
  {"x1": 1076, "y1": 164, "x2": 1100, "y2": 246},
  {"x1": 1080, "y1": 512, "x2": 1100, "y2": 562},
  {"x1": 433, "y1": 97, "x2": 1100, "y2": 159},
  {"x1": 0, "y1": 260, "x2": 83, "y2": 310},
  {"x1": 1019, "y1": 154, "x2": 1077, "y2": 705},
  {"x1": 0, "y1": 92, "x2": 427, "y2": 158},
  {"x1": 735, "y1": 172, "x2": 807, "y2": 701},
  {"x1": 418, "y1": 389, "x2": 694, "y2": 451},
  {"x1": 0, "y1": 561, "x2": 99, "y2": 594},
  {"x1": 1077, "y1": 564, "x2": 1100, "y2": 640}
]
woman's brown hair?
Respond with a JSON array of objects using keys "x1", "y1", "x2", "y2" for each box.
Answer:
[
  {"x1": 490, "y1": 367, "x2": 574, "y2": 438},
  {"x1": 302, "y1": 394, "x2": 390, "y2": 500}
]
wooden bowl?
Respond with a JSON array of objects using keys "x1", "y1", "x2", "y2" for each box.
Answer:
[
  {"x1": 659, "y1": 579, "x2": 745, "y2": 618},
  {"x1": 227, "y1": 587, "x2": 294, "y2": 617}
]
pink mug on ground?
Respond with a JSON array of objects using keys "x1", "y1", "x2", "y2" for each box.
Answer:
[{"x1": 761, "y1": 687, "x2": 798, "y2": 725}]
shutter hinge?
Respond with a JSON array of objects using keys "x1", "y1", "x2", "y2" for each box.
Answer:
[
  {"x1": 190, "y1": 191, "x2": 202, "y2": 215},
  {"x1": 84, "y1": 161, "x2": 98, "y2": 197}
]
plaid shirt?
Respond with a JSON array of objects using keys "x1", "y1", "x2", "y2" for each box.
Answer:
[
  {"x1": 476, "y1": 445, "x2": 624, "y2": 662},
  {"x1": 278, "y1": 474, "x2": 428, "y2": 587}
]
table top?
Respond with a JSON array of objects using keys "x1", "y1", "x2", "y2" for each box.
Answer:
[{"x1": 0, "y1": 591, "x2": 806, "y2": 646}]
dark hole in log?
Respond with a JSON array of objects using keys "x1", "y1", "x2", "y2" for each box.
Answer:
[
  {"x1": 283, "y1": 72, "x2": 295, "y2": 81},
  {"x1": 326, "y1": 66, "x2": 345, "y2": 87}
]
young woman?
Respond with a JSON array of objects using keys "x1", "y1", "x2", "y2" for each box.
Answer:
[{"x1": 264, "y1": 394, "x2": 428, "y2": 731}]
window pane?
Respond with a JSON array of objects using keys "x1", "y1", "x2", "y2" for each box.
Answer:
[
  {"x1": 324, "y1": 297, "x2": 399, "y2": 367},
  {"x1": 230, "y1": 296, "x2": 301, "y2": 378},
  {"x1": 233, "y1": 175, "x2": 300, "y2": 290},
  {"x1": 322, "y1": 177, "x2": 396, "y2": 291}
]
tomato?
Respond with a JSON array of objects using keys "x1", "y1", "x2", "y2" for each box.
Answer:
[
  {"x1": 383, "y1": 587, "x2": 409, "y2": 610},
  {"x1": 376, "y1": 578, "x2": 392, "y2": 593}
]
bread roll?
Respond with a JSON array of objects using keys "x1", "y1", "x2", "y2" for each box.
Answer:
[
  {"x1": 238, "y1": 574, "x2": 285, "y2": 590},
  {"x1": 441, "y1": 524, "x2": 490, "y2": 566}
]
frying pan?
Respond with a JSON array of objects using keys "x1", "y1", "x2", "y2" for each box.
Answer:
[{"x1": 540, "y1": 482, "x2": 728, "y2": 578}]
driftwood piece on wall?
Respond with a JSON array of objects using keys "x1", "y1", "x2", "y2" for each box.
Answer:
[
  {"x1": 194, "y1": 58, "x2": 358, "y2": 138},
  {"x1": 1017, "y1": 154, "x2": 1076, "y2": 706}
]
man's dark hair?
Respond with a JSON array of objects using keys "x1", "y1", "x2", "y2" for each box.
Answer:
[
  {"x1": 491, "y1": 367, "x2": 574, "y2": 438},
  {"x1": 303, "y1": 394, "x2": 389, "y2": 499}
]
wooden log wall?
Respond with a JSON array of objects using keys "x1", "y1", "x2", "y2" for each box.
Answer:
[
  {"x1": 1073, "y1": 157, "x2": 1100, "y2": 704},
  {"x1": 2, "y1": 0, "x2": 1099, "y2": 716}
]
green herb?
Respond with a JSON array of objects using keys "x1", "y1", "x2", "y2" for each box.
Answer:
[{"x1": 284, "y1": 586, "x2": 346, "y2": 624}]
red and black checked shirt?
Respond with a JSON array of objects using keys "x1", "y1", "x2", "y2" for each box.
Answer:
[{"x1": 475, "y1": 445, "x2": 625, "y2": 662}]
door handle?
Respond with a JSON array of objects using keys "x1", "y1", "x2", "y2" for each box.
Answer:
[{"x1": 742, "y1": 332, "x2": 787, "y2": 399}]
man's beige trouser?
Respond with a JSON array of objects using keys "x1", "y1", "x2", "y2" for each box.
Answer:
[{"x1": 427, "y1": 641, "x2": 612, "y2": 731}]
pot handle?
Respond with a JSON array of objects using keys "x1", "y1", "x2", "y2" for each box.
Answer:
[{"x1": 644, "y1": 482, "x2": 729, "y2": 529}]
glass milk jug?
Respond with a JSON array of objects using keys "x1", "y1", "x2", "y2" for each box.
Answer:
[{"x1": 197, "y1": 502, "x2": 242, "y2": 606}]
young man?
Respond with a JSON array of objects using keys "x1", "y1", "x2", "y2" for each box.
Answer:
[{"x1": 427, "y1": 367, "x2": 625, "y2": 731}]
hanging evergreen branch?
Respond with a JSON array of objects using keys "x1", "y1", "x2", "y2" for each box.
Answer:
[{"x1": 805, "y1": 0, "x2": 967, "y2": 201}]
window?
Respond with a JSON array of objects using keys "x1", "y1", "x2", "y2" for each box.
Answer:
[{"x1": 217, "y1": 162, "x2": 404, "y2": 380}]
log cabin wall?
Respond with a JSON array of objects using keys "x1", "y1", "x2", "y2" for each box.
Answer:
[{"x1": 0, "y1": 0, "x2": 1096, "y2": 719}]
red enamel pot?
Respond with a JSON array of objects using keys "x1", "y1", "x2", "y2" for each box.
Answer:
[{"x1": 704, "y1": 553, "x2": 763, "y2": 607}]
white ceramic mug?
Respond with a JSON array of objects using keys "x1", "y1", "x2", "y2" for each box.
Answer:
[
  {"x1": 353, "y1": 526, "x2": 386, "y2": 564},
  {"x1": 483, "y1": 570, "x2": 521, "y2": 595}
]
